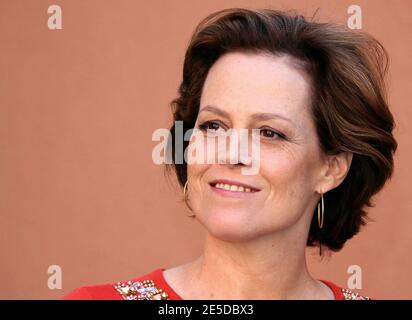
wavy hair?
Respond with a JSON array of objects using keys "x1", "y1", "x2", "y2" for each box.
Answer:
[{"x1": 166, "y1": 8, "x2": 398, "y2": 251}]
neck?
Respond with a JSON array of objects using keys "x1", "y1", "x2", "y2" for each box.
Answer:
[{"x1": 184, "y1": 225, "x2": 324, "y2": 299}]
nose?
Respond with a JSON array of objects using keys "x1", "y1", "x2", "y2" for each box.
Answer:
[{"x1": 216, "y1": 128, "x2": 253, "y2": 166}]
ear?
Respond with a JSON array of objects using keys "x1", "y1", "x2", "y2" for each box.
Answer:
[{"x1": 318, "y1": 152, "x2": 353, "y2": 193}]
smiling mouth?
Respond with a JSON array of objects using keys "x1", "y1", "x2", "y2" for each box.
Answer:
[{"x1": 208, "y1": 180, "x2": 261, "y2": 194}]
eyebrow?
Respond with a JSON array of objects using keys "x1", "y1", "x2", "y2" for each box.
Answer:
[{"x1": 199, "y1": 105, "x2": 296, "y2": 127}]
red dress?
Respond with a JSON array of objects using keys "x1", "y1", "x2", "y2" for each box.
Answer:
[{"x1": 62, "y1": 268, "x2": 370, "y2": 300}]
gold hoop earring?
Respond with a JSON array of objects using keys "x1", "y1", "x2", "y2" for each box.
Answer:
[
  {"x1": 183, "y1": 180, "x2": 195, "y2": 217},
  {"x1": 183, "y1": 180, "x2": 189, "y2": 196},
  {"x1": 317, "y1": 192, "x2": 324, "y2": 229}
]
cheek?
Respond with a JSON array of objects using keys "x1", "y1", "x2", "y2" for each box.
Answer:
[
  {"x1": 187, "y1": 162, "x2": 208, "y2": 180},
  {"x1": 260, "y1": 146, "x2": 318, "y2": 201},
  {"x1": 187, "y1": 162, "x2": 210, "y2": 205},
  {"x1": 253, "y1": 147, "x2": 320, "y2": 232}
]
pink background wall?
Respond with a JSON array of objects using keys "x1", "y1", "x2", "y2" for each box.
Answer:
[{"x1": 0, "y1": 0, "x2": 410, "y2": 299}]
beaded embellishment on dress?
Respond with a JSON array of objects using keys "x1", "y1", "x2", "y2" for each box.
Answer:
[
  {"x1": 113, "y1": 279, "x2": 169, "y2": 300},
  {"x1": 113, "y1": 277, "x2": 370, "y2": 300},
  {"x1": 341, "y1": 288, "x2": 370, "y2": 300}
]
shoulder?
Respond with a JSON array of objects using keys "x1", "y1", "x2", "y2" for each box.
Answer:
[
  {"x1": 321, "y1": 280, "x2": 372, "y2": 300},
  {"x1": 61, "y1": 268, "x2": 172, "y2": 300}
]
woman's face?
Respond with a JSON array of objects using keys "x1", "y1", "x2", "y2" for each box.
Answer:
[{"x1": 187, "y1": 52, "x2": 328, "y2": 242}]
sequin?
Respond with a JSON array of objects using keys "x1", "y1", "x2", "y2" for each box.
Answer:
[
  {"x1": 113, "y1": 279, "x2": 169, "y2": 300},
  {"x1": 341, "y1": 288, "x2": 370, "y2": 300}
]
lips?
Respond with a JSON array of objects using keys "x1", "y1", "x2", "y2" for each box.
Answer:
[{"x1": 208, "y1": 179, "x2": 261, "y2": 193}]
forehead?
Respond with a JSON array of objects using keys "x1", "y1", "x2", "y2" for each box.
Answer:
[{"x1": 199, "y1": 52, "x2": 312, "y2": 125}]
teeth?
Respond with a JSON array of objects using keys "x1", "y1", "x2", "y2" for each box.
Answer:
[{"x1": 214, "y1": 183, "x2": 255, "y2": 193}]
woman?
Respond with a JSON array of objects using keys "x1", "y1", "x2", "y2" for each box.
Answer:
[{"x1": 63, "y1": 8, "x2": 397, "y2": 300}]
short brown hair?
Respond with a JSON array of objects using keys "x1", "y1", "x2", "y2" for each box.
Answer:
[{"x1": 166, "y1": 8, "x2": 398, "y2": 251}]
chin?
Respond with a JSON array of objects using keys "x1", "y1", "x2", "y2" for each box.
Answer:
[
  {"x1": 199, "y1": 208, "x2": 296, "y2": 243},
  {"x1": 201, "y1": 212, "x2": 261, "y2": 243},
  {"x1": 208, "y1": 228, "x2": 258, "y2": 243}
]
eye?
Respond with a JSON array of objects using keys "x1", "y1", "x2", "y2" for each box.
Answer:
[
  {"x1": 198, "y1": 120, "x2": 224, "y2": 132},
  {"x1": 260, "y1": 127, "x2": 285, "y2": 140}
]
